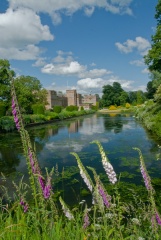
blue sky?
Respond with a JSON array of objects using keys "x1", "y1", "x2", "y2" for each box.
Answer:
[{"x1": 0, "y1": 0, "x2": 158, "y2": 95}]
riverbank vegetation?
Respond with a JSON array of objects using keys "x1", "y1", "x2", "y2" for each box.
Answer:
[
  {"x1": 134, "y1": 0, "x2": 161, "y2": 139},
  {"x1": 1, "y1": 63, "x2": 161, "y2": 240}
]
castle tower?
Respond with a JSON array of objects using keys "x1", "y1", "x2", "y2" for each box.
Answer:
[{"x1": 66, "y1": 90, "x2": 77, "y2": 106}]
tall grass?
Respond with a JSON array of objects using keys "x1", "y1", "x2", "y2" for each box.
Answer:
[{"x1": 0, "y1": 72, "x2": 161, "y2": 239}]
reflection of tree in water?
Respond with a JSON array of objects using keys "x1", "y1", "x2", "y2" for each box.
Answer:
[
  {"x1": 0, "y1": 134, "x2": 21, "y2": 174},
  {"x1": 104, "y1": 114, "x2": 124, "y2": 133},
  {"x1": 28, "y1": 125, "x2": 59, "y2": 153}
]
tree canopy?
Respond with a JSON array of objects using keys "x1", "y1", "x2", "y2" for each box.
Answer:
[
  {"x1": 14, "y1": 75, "x2": 48, "y2": 114},
  {"x1": 0, "y1": 59, "x2": 15, "y2": 103},
  {"x1": 144, "y1": 0, "x2": 161, "y2": 72},
  {"x1": 101, "y1": 82, "x2": 129, "y2": 107},
  {"x1": 0, "y1": 59, "x2": 47, "y2": 115}
]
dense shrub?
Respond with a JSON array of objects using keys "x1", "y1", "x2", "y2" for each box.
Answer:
[
  {"x1": 0, "y1": 102, "x2": 6, "y2": 117},
  {"x1": 66, "y1": 105, "x2": 78, "y2": 112},
  {"x1": 0, "y1": 116, "x2": 15, "y2": 131},
  {"x1": 125, "y1": 103, "x2": 131, "y2": 109},
  {"x1": 91, "y1": 105, "x2": 98, "y2": 110},
  {"x1": 53, "y1": 105, "x2": 62, "y2": 113},
  {"x1": 32, "y1": 104, "x2": 45, "y2": 115},
  {"x1": 80, "y1": 106, "x2": 84, "y2": 111},
  {"x1": 109, "y1": 105, "x2": 117, "y2": 110}
]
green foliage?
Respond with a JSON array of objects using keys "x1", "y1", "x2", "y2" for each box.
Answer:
[
  {"x1": 144, "y1": 1, "x2": 161, "y2": 72},
  {"x1": 80, "y1": 106, "x2": 84, "y2": 111},
  {"x1": 0, "y1": 102, "x2": 6, "y2": 117},
  {"x1": 0, "y1": 59, "x2": 15, "y2": 110},
  {"x1": 32, "y1": 104, "x2": 45, "y2": 115},
  {"x1": 66, "y1": 105, "x2": 78, "y2": 112},
  {"x1": 135, "y1": 99, "x2": 161, "y2": 138},
  {"x1": 0, "y1": 116, "x2": 15, "y2": 131},
  {"x1": 109, "y1": 105, "x2": 117, "y2": 110},
  {"x1": 53, "y1": 105, "x2": 62, "y2": 113},
  {"x1": 14, "y1": 75, "x2": 47, "y2": 114},
  {"x1": 101, "y1": 82, "x2": 130, "y2": 107},
  {"x1": 125, "y1": 103, "x2": 131, "y2": 109}
]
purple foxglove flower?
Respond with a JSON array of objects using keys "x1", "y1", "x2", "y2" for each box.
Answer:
[
  {"x1": 43, "y1": 185, "x2": 51, "y2": 199},
  {"x1": 98, "y1": 185, "x2": 110, "y2": 208},
  {"x1": 28, "y1": 148, "x2": 36, "y2": 174},
  {"x1": 20, "y1": 199, "x2": 28, "y2": 213},
  {"x1": 38, "y1": 176, "x2": 45, "y2": 190},
  {"x1": 83, "y1": 212, "x2": 90, "y2": 229},
  {"x1": 24, "y1": 204, "x2": 29, "y2": 213},
  {"x1": 156, "y1": 211, "x2": 161, "y2": 226},
  {"x1": 11, "y1": 97, "x2": 20, "y2": 130},
  {"x1": 140, "y1": 165, "x2": 152, "y2": 191}
]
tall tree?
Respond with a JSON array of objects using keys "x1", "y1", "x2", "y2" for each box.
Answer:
[
  {"x1": 14, "y1": 75, "x2": 48, "y2": 114},
  {"x1": 102, "y1": 82, "x2": 125, "y2": 107},
  {"x1": 144, "y1": 0, "x2": 161, "y2": 72},
  {"x1": 0, "y1": 59, "x2": 15, "y2": 103}
]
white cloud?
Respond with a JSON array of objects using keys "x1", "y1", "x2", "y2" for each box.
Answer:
[
  {"x1": 142, "y1": 68, "x2": 150, "y2": 74},
  {"x1": 42, "y1": 61, "x2": 86, "y2": 75},
  {"x1": 32, "y1": 58, "x2": 47, "y2": 67},
  {"x1": 79, "y1": 68, "x2": 112, "y2": 78},
  {"x1": 0, "y1": 45, "x2": 41, "y2": 60},
  {"x1": 77, "y1": 76, "x2": 134, "y2": 94},
  {"x1": 41, "y1": 51, "x2": 112, "y2": 78},
  {"x1": 77, "y1": 78, "x2": 104, "y2": 89},
  {"x1": 0, "y1": 7, "x2": 54, "y2": 60},
  {"x1": 130, "y1": 59, "x2": 144, "y2": 66},
  {"x1": 0, "y1": 8, "x2": 53, "y2": 48},
  {"x1": 8, "y1": 0, "x2": 133, "y2": 24},
  {"x1": 115, "y1": 37, "x2": 150, "y2": 55},
  {"x1": 84, "y1": 7, "x2": 95, "y2": 17}
]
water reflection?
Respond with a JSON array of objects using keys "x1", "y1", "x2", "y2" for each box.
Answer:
[{"x1": 1, "y1": 113, "x2": 161, "y2": 205}]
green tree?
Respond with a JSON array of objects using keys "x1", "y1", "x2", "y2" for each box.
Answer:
[
  {"x1": 144, "y1": 0, "x2": 161, "y2": 72},
  {"x1": 14, "y1": 75, "x2": 47, "y2": 114},
  {"x1": 146, "y1": 81, "x2": 156, "y2": 99},
  {"x1": 102, "y1": 82, "x2": 125, "y2": 107},
  {"x1": 0, "y1": 59, "x2": 15, "y2": 104},
  {"x1": 119, "y1": 91, "x2": 129, "y2": 106},
  {"x1": 128, "y1": 91, "x2": 137, "y2": 105},
  {"x1": 136, "y1": 90, "x2": 146, "y2": 104}
]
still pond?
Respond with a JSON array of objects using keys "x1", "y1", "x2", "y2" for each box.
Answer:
[{"x1": 1, "y1": 112, "x2": 161, "y2": 206}]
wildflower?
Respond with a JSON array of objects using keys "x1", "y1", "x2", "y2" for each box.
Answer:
[
  {"x1": 71, "y1": 152, "x2": 94, "y2": 193},
  {"x1": 98, "y1": 184, "x2": 110, "y2": 208},
  {"x1": 83, "y1": 211, "x2": 90, "y2": 229},
  {"x1": 59, "y1": 196, "x2": 74, "y2": 220},
  {"x1": 133, "y1": 148, "x2": 153, "y2": 192},
  {"x1": 80, "y1": 168, "x2": 93, "y2": 192},
  {"x1": 131, "y1": 218, "x2": 140, "y2": 225},
  {"x1": 140, "y1": 165, "x2": 152, "y2": 191},
  {"x1": 156, "y1": 211, "x2": 161, "y2": 226},
  {"x1": 20, "y1": 199, "x2": 28, "y2": 213},
  {"x1": 28, "y1": 148, "x2": 36, "y2": 174},
  {"x1": 11, "y1": 97, "x2": 20, "y2": 130},
  {"x1": 91, "y1": 141, "x2": 117, "y2": 184}
]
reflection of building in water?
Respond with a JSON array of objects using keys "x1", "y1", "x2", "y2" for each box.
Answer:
[
  {"x1": 46, "y1": 89, "x2": 99, "y2": 110},
  {"x1": 47, "y1": 128, "x2": 58, "y2": 137},
  {"x1": 68, "y1": 121, "x2": 81, "y2": 133}
]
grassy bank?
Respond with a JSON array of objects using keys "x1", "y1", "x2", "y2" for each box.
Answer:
[
  {"x1": 0, "y1": 109, "x2": 95, "y2": 132},
  {"x1": 135, "y1": 100, "x2": 161, "y2": 139}
]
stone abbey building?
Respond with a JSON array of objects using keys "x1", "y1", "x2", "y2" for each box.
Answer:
[{"x1": 46, "y1": 89, "x2": 99, "y2": 110}]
